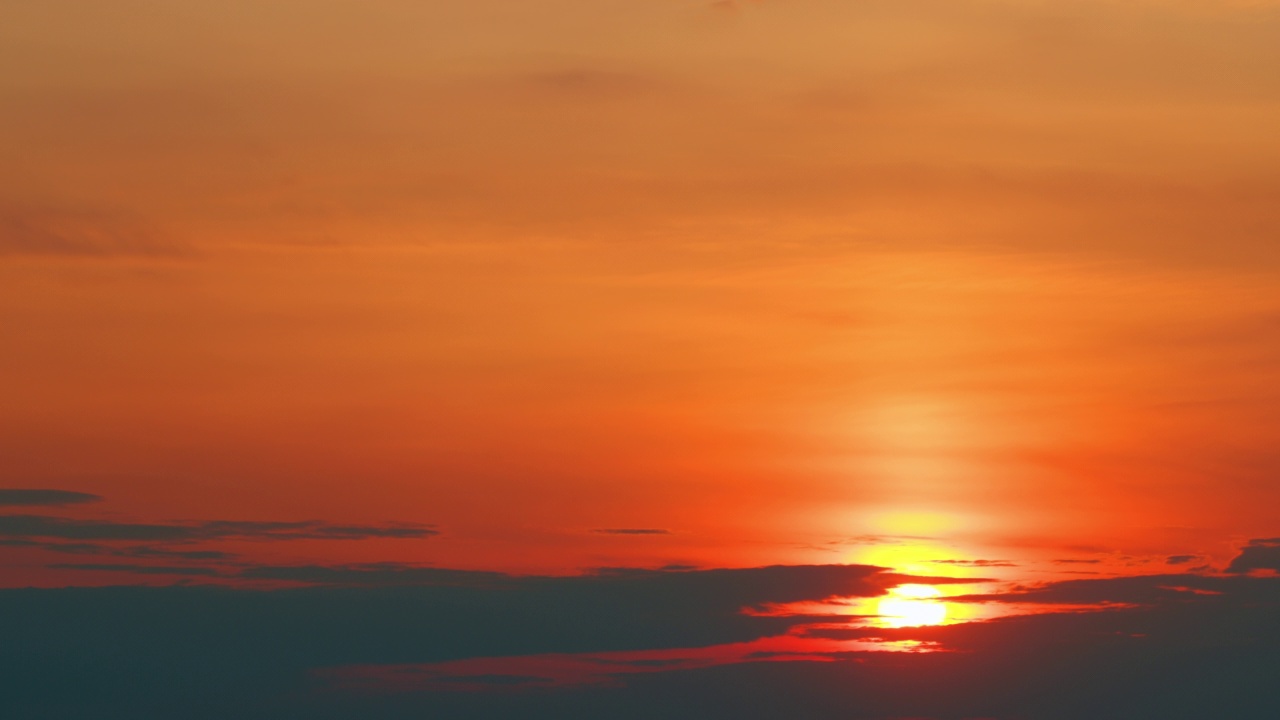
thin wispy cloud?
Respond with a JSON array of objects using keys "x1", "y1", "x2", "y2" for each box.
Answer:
[
  {"x1": 0, "y1": 515, "x2": 438, "y2": 542},
  {"x1": 0, "y1": 206, "x2": 182, "y2": 257},
  {"x1": 931, "y1": 559, "x2": 1017, "y2": 568},
  {"x1": 0, "y1": 489, "x2": 103, "y2": 507}
]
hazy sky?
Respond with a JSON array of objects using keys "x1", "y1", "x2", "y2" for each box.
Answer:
[{"x1": 4, "y1": 0, "x2": 1280, "y2": 582}]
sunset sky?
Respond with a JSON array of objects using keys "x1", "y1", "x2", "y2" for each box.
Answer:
[{"x1": 3, "y1": 1, "x2": 1280, "y2": 717}]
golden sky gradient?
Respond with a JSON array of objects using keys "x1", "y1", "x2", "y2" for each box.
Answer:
[{"x1": 3, "y1": 0, "x2": 1280, "y2": 581}]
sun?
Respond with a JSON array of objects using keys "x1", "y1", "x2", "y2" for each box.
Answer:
[{"x1": 876, "y1": 584, "x2": 948, "y2": 628}]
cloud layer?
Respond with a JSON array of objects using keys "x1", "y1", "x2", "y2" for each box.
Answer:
[{"x1": 2, "y1": 559, "x2": 1278, "y2": 719}]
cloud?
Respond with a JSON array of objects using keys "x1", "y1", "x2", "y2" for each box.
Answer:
[
  {"x1": 0, "y1": 515, "x2": 195, "y2": 541},
  {"x1": 592, "y1": 528, "x2": 673, "y2": 535},
  {"x1": 1166, "y1": 554, "x2": 1201, "y2": 565},
  {"x1": 1226, "y1": 537, "x2": 1280, "y2": 574},
  {"x1": 0, "y1": 513, "x2": 439, "y2": 580},
  {"x1": 238, "y1": 563, "x2": 511, "y2": 587},
  {"x1": 126, "y1": 546, "x2": 237, "y2": 560},
  {"x1": 40, "y1": 559, "x2": 516, "y2": 586},
  {"x1": 198, "y1": 520, "x2": 438, "y2": 540},
  {"x1": 0, "y1": 515, "x2": 438, "y2": 542},
  {"x1": 948, "y1": 573, "x2": 1280, "y2": 607},
  {"x1": 2, "y1": 560, "x2": 1278, "y2": 719},
  {"x1": 930, "y1": 559, "x2": 1018, "y2": 567},
  {"x1": 0, "y1": 489, "x2": 103, "y2": 507},
  {"x1": 7, "y1": 538, "x2": 236, "y2": 561},
  {"x1": 0, "y1": 205, "x2": 180, "y2": 257},
  {"x1": 48, "y1": 563, "x2": 221, "y2": 577},
  {"x1": 326, "y1": 570, "x2": 1280, "y2": 714},
  {"x1": 851, "y1": 534, "x2": 934, "y2": 544},
  {"x1": 0, "y1": 562, "x2": 905, "y2": 715}
]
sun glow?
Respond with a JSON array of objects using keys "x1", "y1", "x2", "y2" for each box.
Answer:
[{"x1": 876, "y1": 584, "x2": 948, "y2": 628}]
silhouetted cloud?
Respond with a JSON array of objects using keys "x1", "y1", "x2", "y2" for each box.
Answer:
[
  {"x1": 0, "y1": 562, "x2": 907, "y2": 714},
  {"x1": 238, "y1": 563, "x2": 512, "y2": 587},
  {"x1": 948, "y1": 573, "x2": 1280, "y2": 606},
  {"x1": 1166, "y1": 554, "x2": 1200, "y2": 565},
  {"x1": 1226, "y1": 537, "x2": 1280, "y2": 574},
  {"x1": 0, "y1": 515, "x2": 193, "y2": 541},
  {"x1": 930, "y1": 559, "x2": 1017, "y2": 567},
  {"x1": 126, "y1": 546, "x2": 237, "y2": 561},
  {"x1": 199, "y1": 520, "x2": 438, "y2": 540},
  {"x1": 0, "y1": 489, "x2": 102, "y2": 507},
  {"x1": 11, "y1": 539, "x2": 237, "y2": 561},
  {"x1": 0, "y1": 515, "x2": 437, "y2": 542},
  {"x1": 826, "y1": 534, "x2": 935, "y2": 546},
  {"x1": 48, "y1": 563, "x2": 221, "y2": 577},
  {"x1": 2, "y1": 560, "x2": 1278, "y2": 719}
]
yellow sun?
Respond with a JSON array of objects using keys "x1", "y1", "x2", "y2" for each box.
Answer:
[{"x1": 876, "y1": 584, "x2": 948, "y2": 628}]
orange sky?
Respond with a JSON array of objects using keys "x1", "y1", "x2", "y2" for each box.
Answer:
[{"x1": 3, "y1": 0, "x2": 1280, "y2": 584}]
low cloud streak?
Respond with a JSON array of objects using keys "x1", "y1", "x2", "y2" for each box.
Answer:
[{"x1": 0, "y1": 515, "x2": 438, "y2": 542}]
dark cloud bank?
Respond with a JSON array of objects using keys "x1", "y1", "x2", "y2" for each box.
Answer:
[{"x1": 3, "y1": 549, "x2": 1280, "y2": 720}]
